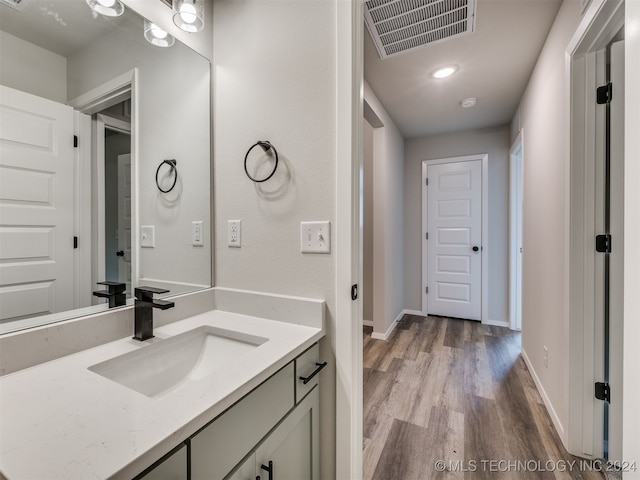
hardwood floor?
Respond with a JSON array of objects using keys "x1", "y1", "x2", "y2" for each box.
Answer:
[{"x1": 363, "y1": 315, "x2": 605, "y2": 480}]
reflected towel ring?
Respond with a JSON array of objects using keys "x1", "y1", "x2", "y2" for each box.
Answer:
[
  {"x1": 156, "y1": 159, "x2": 178, "y2": 193},
  {"x1": 244, "y1": 141, "x2": 278, "y2": 183}
]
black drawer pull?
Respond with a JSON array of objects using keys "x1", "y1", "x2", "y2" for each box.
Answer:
[
  {"x1": 261, "y1": 461, "x2": 273, "y2": 480},
  {"x1": 299, "y1": 362, "x2": 327, "y2": 385}
]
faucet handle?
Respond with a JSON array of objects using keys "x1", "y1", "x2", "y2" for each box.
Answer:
[
  {"x1": 135, "y1": 286, "x2": 170, "y2": 302},
  {"x1": 93, "y1": 282, "x2": 127, "y2": 308},
  {"x1": 96, "y1": 281, "x2": 127, "y2": 294}
]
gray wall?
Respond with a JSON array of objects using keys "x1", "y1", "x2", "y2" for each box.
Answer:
[
  {"x1": 0, "y1": 31, "x2": 66, "y2": 103},
  {"x1": 404, "y1": 125, "x2": 510, "y2": 324},
  {"x1": 364, "y1": 83, "x2": 406, "y2": 336},
  {"x1": 212, "y1": 2, "x2": 338, "y2": 476},
  {"x1": 511, "y1": 0, "x2": 583, "y2": 441}
]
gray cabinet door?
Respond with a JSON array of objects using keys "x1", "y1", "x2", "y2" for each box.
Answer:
[
  {"x1": 138, "y1": 444, "x2": 187, "y2": 480},
  {"x1": 254, "y1": 386, "x2": 319, "y2": 480}
]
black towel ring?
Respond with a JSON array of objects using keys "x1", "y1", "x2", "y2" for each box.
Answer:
[
  {"x1": 244, "y1": 141, "x2": 278, "y2": 183},
  {"x1": 156, "y1": 159, "x2": 178, "y2": 193}
]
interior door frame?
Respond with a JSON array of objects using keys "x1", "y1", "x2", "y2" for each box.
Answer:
[
  {"x1": 96, "y1": 114, "x2": 131, "y2": 292},
  {"x1": 421, "y1": 154, "x2": 489, "y2": 323},
  {"x1": 509, "y1": 130, "x2": 524, "y2": 331},
  {"x1": 69, "y1": 69, "x2": 138, "y2": 303},
  {"x1": 566, "y1": 0, "x2": 624, "y2": 459}
]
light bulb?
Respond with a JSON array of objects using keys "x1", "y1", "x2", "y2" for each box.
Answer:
[
  {"x1": 150, "y1": 25, "x2": 168, "y2": 39},
  {"x1": 432, "y1": 65, "x2": 458, "y2": 79},
  {"x1": 179, "y1": 3, "x2": 197, "y2": 24},
  {"x1": 144, "y1": 19, "x2": 175, "y2": 47},
  {"x1": 97, "y1": 0, "x2": 115, "y2": 7}
]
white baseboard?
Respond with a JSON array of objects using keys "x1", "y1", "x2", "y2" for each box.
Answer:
[
  {"x1": 403, "y1": 309, "x2": 424, "y2": 316},
  {"x1": 483, "y1": 318, "x2": 510, "y2": 328},
  {"x1": 362, "y1": 320, "x2": 373, "y2": 327},
  {"x1": 521, "y1": 348, "x2": 565, "y2": 441},
  {"x1": 371, "y1": 310, "x2": 406, "y2": 341}
]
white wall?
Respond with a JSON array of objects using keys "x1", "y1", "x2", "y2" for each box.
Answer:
[
  {"x1": 512, "y1": 0, "x2": 583, "y2": 444},
  {"x1": 363, "y1": 83, "x2": 405, "y2": 336},
  {"x1": 67, "y1": 27, "x2": 211, "y2": 289},
  {"x1": 212, "y1": 2, "x2": 337, "y2": 477},
  {"x1": 0, "y1": 31, "x2": 66, "y2": 103},
  {"x1": 404, "y1": 126, "x2": 510, "y2": 324}
]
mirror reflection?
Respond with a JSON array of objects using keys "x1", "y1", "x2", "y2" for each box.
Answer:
[{"x1": 0, "y1": 0, "x2": 211, "y2": 334}]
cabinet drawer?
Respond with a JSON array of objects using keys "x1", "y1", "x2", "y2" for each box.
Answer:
[
  {"x1": 295, "y1": 343, "x2": 324, "y2": 403},
  {"x1": 191, "y1": 363, "x2": 294, "y2": 480}
]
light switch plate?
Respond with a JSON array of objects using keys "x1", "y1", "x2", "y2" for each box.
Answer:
[
  {"x1": 300, "y1": 221, "x2": 330, "y2": 253},
  {"x1": 141, "y1": 225, "x2": 155, "y2": 248}
]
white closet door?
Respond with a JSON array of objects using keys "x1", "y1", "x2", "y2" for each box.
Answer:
[{"x1": 427, "y1": 160, "x2": 482, "y2": 320}]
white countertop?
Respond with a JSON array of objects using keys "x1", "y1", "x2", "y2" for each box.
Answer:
[{"x1": 0, "y1": 309, "x2": 324, "y2": 479}]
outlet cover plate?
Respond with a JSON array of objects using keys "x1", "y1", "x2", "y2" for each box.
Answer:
[
  {"x1": 300, "y1": 221, "x2": 330, "y2": 253},
  {"x1": 228, "y1": 220, "x2": 241, "y2": 248}
]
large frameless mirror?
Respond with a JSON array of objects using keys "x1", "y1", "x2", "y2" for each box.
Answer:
[{"x1": 0, "y1": 0, "x2": 211, "y2": 334}]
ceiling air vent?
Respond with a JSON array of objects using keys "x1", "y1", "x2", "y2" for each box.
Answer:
[
  {"x1": 0, "y1": 0, "x2": 31, "y2": 11},
  {"x1": 364, "y1": 0, "x2": 477, "y2": 59}
]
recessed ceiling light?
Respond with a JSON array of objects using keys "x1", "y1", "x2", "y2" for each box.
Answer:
[
  {"x1": 432, "y1": 65, "x2": 458, "y2": 79},
  {"x1": 460, "y1": 97, "x2": 477, "y2": 108}
]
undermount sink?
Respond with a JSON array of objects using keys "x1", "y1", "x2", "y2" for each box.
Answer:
[{"x1": 89, "y1": 326, "x2": 268, "y2": 398}]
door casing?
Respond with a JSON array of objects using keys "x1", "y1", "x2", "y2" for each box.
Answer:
[{"x1": 566, "y1": 0, "x2": 624, "y2": 460}]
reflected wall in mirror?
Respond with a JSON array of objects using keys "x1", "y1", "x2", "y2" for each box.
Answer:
[{"x1": 0, "y1": 0, "x2": 211, "y2": 334}]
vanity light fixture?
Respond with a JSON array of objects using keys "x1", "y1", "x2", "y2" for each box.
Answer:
[
  {"x1": 432, "y1": 65, "x2": 458, "y2": 79},
  {"x1": 172, "y1": 0, "x2": 204, "y2": 33},
  {"x1": 144, "y1": 20, "x2": 175, "y2": 47},
  {"x1": 86, "y1": 0, "x2": 124, "y2": 17}
]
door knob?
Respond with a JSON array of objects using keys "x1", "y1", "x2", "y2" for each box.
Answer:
[
  {"x1": 116, "y1": 250, "x2": 124, "y2": 257},
  {"x1": 472, "y1": 246, "x2": 479, "y2": 252}
]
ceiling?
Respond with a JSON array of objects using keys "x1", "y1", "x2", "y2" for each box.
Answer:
[
  {"x1": 364, "y1": 0, "x2": 563, "y2": 138},
  {"x1": 0, "y1": 0, "x2": 139, "y2": 57}
]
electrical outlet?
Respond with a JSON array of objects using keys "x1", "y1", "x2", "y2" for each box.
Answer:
[
  {"x1": 544, "y1": 346, "x2": 548, "y2": 368},
  {"x1": 192, "y1": 221, "x2": 204, "y2": 247},
  {"x1": 228, "y1": 220, "x2": 241, "y2": 248}
]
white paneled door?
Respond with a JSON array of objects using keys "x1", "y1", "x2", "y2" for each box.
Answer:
[
  {"x1": 0, "y1": 86, "x2": 75, "y2": 321},
  {"x1": 426, "y1": 160, "x2": 482, "y2": 320},
  {"x1": 117, "y1": 153, "x2": 132, "y2": 292}
]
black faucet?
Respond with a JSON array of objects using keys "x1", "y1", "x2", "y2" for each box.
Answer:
[
  {"x1": 133, "y1": 286, "x2": 175, "y2": 341},
  {"x1": 93, "y1": 281, "x2": 126, "y2": 308}
]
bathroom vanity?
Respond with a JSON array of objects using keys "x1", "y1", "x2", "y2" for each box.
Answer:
[{"x1": 0, "y1": 288, "x2": 325, "y2": 479}]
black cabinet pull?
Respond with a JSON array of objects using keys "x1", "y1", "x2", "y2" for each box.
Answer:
[
  {"x1": 261, "y1": 461, "x2": 273, "y2": 480},
  {"x1": 299, "y1": 362, "x2": 327, "y2": 385}
]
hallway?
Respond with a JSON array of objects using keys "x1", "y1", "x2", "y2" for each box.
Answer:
[{"x1": 363, "y1": 315, "x2": 604, "y2": 480}]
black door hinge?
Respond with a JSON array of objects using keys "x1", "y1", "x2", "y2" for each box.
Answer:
[
  {"x1": 425, "y1": 286, "x2": 429, "y2": 294},
  {"x1": 595, "y1": 234, "x2": 611, "y2": 253},
  {"x1": 425, "y1": 178, "x2": 429, "y2": 186},
  {"x1": 73, "y1": 236, "x2": 78, "y2": 249},
  {"x1": 73, "y1": 135, "x2": 78, "y2": 148},
  {"x1": 596, "y1": 83, "x2": 613, "y2": 104},
  {"x1": 595, "y1": 382, "x2": 610, "y2": 402},
  {"x1": 351, "y1": 284, "x2": 358, "y2": 301}
]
